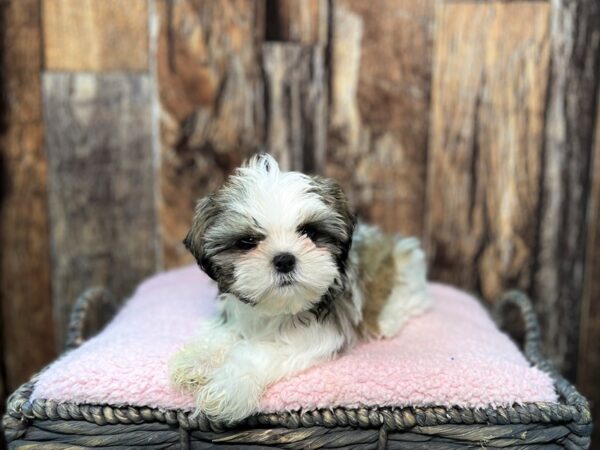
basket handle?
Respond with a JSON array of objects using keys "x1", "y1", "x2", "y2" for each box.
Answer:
[
  {"x1": 494, "y1": 290, "x2": 589, "y2": 408},
  {"x1": 494, "y1": 290, "x2": 550, "y2": 371},
  {"x1": 65, "y1": 287, "x2": 115, "y2": 351}
]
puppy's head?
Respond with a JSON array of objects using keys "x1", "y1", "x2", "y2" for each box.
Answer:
[{"x1": 184, "y1": 154, "x2": 355, "y2": 316}]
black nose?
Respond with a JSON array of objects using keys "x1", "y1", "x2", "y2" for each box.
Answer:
[{"x1": 273, "y1": 253, "x2": 296, "y2": 273}]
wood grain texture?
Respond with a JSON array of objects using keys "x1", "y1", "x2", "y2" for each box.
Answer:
[
  {"x1": 426, "y1": 3, "x2": 550, "y2": 301},
  {"x1": 0, "y1": 0, "x2": 56, "y2": 394},
  {"x1": 577, "y1": 75, "x2": 600, "y2": 450},
  {"x1": 533, "y1": 0, "x2": 600, "y2": 379},
  {"x1": 262, "y1": 43, "x2": 327, "y2": 172},
  {"x1": 157, "y1": 0, "x2": 265, "y2": 268},
  {"x1": 265, "y1": 0, "x2": 328, "y2": 44},
  {"x1": 42, "y1": 0, "x2": 149, "y2": 71},
  {"x1": 327, "y1": 0, "x2": 434, "y2": 237},
  {"x1": 43, "y1": 73, "x2": 160, "y2": 347}
]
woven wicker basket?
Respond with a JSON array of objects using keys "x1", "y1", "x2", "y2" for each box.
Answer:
[{"x1": 3, "y1": 289, "x2": 593, "y2": 449}]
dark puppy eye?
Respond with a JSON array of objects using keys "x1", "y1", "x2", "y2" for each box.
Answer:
[
  {"x1": 235, "y1": 237, "x2": 259, "y2": 251},
  {"x1": 298, "y1": 224, "x2": 320, "y2": 241}
]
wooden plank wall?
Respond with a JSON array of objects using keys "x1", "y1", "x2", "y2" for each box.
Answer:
[
  {"x1": 579, "y1": 92, "x2": 600, "y2": 448},
  {"x1": 41, "y1": 0, "x2": 161, "y2": 346},
  {"x1": 534, "y1": 0, "x2": 600, "y2": 380},
  {"x1": 327, "y1": 0, "x2": 434, "y2": 237},
  {"x1": 43, "y1": 74, "x2": 160, "y2": 344},
  {"x1": 426, "y1": 2, "x2": 550, "y2": 299},
  {"x1": 1, "y1": 0, "x2": 600, "y2": 447},
  {"x1": 157, "y1": 0, "x2": 434, "y2": 267},
  {"x1": 0, "y1": 0, "x2": 55, "y2": 402},
  {"x1": 43, "y1": 0, "x2": 149, "y2": 71},
  {"x1": 156, "y1": 0, "x2": 265, "y2": 268}
]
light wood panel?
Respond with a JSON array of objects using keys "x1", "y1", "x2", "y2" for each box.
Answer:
[
  {"x1": 42, "y1": 0, "x2": 149, "y2": 71},
  {"x1": 262, "y1": 43, "x2": 327, "y2": 172},
  {"x1": 327, "y1": 0, "x2": 434, "y2": 237},
  {"x1": 426, "y1": 2, "x2": 550, "y2": 301}
]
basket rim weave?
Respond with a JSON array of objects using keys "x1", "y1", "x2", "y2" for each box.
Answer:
[{"x1": 3, "y1": 288, "x2": 593, "y2": 443}]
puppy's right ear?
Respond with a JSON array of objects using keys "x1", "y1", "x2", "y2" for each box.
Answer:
[{"x1": 184, "y1": 195, "x2": 219, "y2": 280}]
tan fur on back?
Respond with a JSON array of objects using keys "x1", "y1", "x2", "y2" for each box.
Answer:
[{"x1": 351, "y1": 226, "x2": 398, "y2": 337}]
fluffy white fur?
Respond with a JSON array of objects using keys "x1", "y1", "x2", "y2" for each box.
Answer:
[
  {"x1": 378, "y1": 238, "x2": 429, "y2": 337},
  {"x1": 171, "y1": 304, "x2": 347, "y2": 421},
  {"x1": 170, "y1": 154, "x2": 429, "y2": 423}
]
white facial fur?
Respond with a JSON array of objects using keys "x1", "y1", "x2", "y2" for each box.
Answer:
[{"x1": 230, "y1": 231, "x2": 338, "y2": 315}]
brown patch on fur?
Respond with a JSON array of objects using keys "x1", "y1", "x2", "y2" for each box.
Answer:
[
  {"x1": 361, "y1": 254, "x2": 396, "y2": 336},
  {"x1": 352, "y1": 228, "x2": 398, "y2": 337}
]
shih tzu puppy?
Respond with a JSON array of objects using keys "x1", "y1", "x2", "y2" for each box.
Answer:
[{"x1": 170, "y1": 154, "x2": 430, "y2": 422}]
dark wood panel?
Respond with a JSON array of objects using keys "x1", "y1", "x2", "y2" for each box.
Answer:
[
  {"x1": 42, "y1": 0, "x2": 149, "y2": 71},
  {"x1": 156, "y1": 0, "x2": 265, "y2": 268},
  {"x1": 262, "y1": 43, "x2": 327, "y2": 173},
  {"x1": 426, "y1": 2, "x2": 550, "y2": 301},
  {"x1": 0, "y1": 0, "x2": 56, "y2": 395},
  {"x1": 533, "y1": 0, "x2": 600, "y2": 378},
  {"x1": 577, "y1": 91, "x2": 600, "y2": 450},
  {"x1": 265, "y1": 0, "x2": 328, "y2": 44},
  {"x1": 327, "y1": 0, "x2": 434, "y2": 237},
  {"x1": 43, "y1": 73, "x2": 160, "y2": 347}
]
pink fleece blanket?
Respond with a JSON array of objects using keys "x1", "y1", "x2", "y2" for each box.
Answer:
[{"x1": 32, "y1": 265, "x2": 557, "y2": 412}]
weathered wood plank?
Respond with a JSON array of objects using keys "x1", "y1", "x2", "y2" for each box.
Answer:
[
  {"x1": 0, "y1": 0, "x2": 56, "y2": 394},
  {"x1": 43, "y1": 73, "x2": 160, "y2": 347},
  {"x1": 265, "y1": 0, "x2": 328, "y2": 44},
  {"x1": 533, "y1": 0, "x2": 600, "y2": 378},
  {"x1": 425, "y1": 2, "x2": 550, "y2": 303},
  {"x1": 157, "y1": 0, "x2": 265, "y2": 268},
  {"x1": 327, "y1": 0, "x2": 434, "y2": 237},
  {"x1": 262, "y1": 43, "x2": 327, "y2": 172},
  {"x1": 577, "y1": 80, "x2": 600, "y2": 450},
  {"x1": 42, "y1": 0, "x2": 149, "y2": 71}
]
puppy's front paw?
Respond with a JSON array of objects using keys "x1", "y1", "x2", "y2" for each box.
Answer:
[
  {"x1": 195, "y1": 368, "x2": 263, "y2": 423},
  {"x1": 170, "y1": 348, "x2": 210, "y2": 391}
]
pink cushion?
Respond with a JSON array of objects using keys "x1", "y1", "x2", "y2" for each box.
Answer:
[{"x1": 32, "y1": 265, "x2": 557, "y2": 412}]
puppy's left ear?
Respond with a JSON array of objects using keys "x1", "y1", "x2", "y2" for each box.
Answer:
[
  {"x1": 310, "y1": 175, "x2": 356, "y2": 265},
  {"x1": 184, "y1": 195, "x2": 219, "y2": 280}
]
